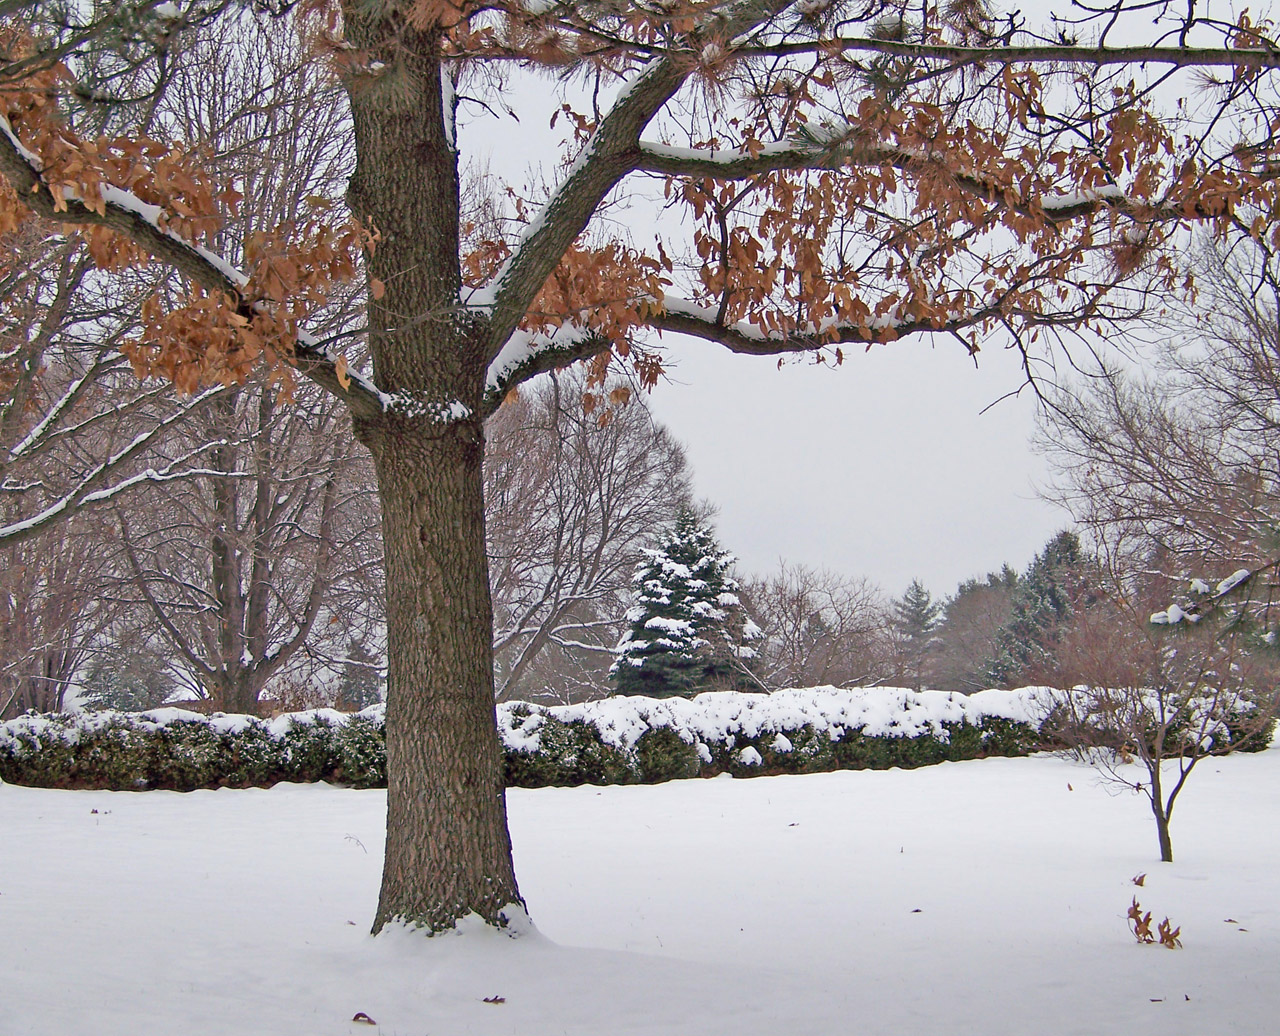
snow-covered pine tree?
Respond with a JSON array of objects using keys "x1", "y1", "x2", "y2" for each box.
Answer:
[{"x1": 611, "y1": 510, "x2": 759, "y2": 698}]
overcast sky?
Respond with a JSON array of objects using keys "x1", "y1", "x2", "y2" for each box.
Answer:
[{"x1": 643, "y1": 331, "x2": 1069, "y2": 598}]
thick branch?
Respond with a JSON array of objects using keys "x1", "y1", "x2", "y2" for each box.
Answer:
[
  {"x1": 651, "y1": 295, "x2": 1024, "y2": 354},
  {"x1": 634, "y1": 138, "x2": 1272, "y2": 224},
  {"x1": 743, "y1": 38, "x2": 1280, "y2": 70},
  {"x1": 479, "y1": 0, "x2": 796, "y2": 359},
  {"x1": 482, "y1": 328, "x2": 611, "y2": 416}
]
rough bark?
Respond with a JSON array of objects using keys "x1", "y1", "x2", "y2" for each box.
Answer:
[
  {"x1": 357, "y1": 411, "x2": 520, "y2": 933},
  {"x1": 341, "y1": 16, "x2": 520, "y2": 932}
]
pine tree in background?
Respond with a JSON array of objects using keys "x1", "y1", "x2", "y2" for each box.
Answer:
[
  {"x1": 611, "y1": 510, "x2": 759, "y2": 698},
  {"x1": 891, "y1": 579, "x2": 941, "y2": 691},
  {"x1": 338, "y1": 638, "x2": 383, "y2": 711},
  {"x1": 987, "y1": 531, "x2": 1092, "y2": 687}
]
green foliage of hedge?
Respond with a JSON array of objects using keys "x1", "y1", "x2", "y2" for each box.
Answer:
[
  {"x1": 0, "y1": 711, "x2": 388, "y2": 791},
  {"x1": 0, "y1": 697, "x2": 1045, "y2": 793}
]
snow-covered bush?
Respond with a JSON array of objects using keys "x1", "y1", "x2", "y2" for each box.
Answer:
[
  {"x1": 0, "y1": 708, "x2": 389, "y2": 791},
  {"x1": 0, "y1": 688, "x2": 1047, "y2": 791}
]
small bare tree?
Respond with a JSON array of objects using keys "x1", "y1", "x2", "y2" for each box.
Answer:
[
  {"x1": 743, "y1": 562, "x2": 890, "y2": 689},
  {"x1": 1042, "y1": 579, "x2": 1279, "y2": 863}
]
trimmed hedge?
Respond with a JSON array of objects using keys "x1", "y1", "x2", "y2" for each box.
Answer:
[
  {"x1": 0, "y1": 708, "x2": 388, "y2": 791},
  {"x1": 0, "y1": 688, "x2": 1048, "y2": 792}
]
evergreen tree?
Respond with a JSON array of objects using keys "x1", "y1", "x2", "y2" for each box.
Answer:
[
  {"x1": 337, "y1": 638, "x2": 383, "y2": 711},
  {"x1": 611, "y1": 510, "x2": 758, "y2": 698},
  {"x1": 987, "y1": 531, "x2": 1092, "y2": 687},
  {"x1": 891, "y1": 579, "x2": 941, "y2": 690},
  {"x1": 78, "y1": 643, "x2": 175, "y2": 712}
]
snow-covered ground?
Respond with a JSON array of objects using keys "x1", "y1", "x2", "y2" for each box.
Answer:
[{"x1": 3, "y1": 746, "x2": 1278, "y2": 1035}]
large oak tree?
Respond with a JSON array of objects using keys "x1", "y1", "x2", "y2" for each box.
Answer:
[{"x1": 4, "y1": 0, "x2": 1280, "y2": 934}]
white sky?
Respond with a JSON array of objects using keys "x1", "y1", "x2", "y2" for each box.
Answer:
[{"x1": 643, "y1": 332, "x2": 1068, "y2": 597}]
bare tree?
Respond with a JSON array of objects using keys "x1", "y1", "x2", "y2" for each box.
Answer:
[
  {"x1": 7, "y1": 0, "x2": 1280, "y2": 935},
  {"x1": 486, "y1": 371, "x2": 691, "y2": 701},
  {"x1": 1036, "y1": 237, "x2": 1280, "y2": 859},
  {"x1": 930, "y1": 567, "x2": 1018, "y2": 693},
  {"x1": 99, "y1": 13, "x2": 382, "y2": 717},
  {"x1": 1042, "y1": 580, "x2": 1280, "y2": 863},
  {"x1": 0, "y1": 222, "x2": 229, "y2": 719},
  {"x1": 114, "y1": 382, "x2": 381, "y2": 714},
  {"x1": 743, "y1": 562, "x2": 890, "y2": 689}
]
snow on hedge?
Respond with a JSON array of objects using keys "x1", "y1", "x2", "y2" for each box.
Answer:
[
  {"x1": 0, "y1": 703, "x2": 384, "y2": 753},
  {"x1": 498, "y1": 686, "x2": 1051, "y2": 757},
  {"x1": 2, "y1": 686, "x2": 1049, "y2": 758}
]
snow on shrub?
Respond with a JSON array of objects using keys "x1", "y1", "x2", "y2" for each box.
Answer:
[{"x1": 0, "y1": 687, "x2": 1048, "y2": 792}]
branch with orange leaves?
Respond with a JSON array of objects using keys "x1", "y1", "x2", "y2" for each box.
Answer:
[
  {"x1": 0, "y1": 114, "x2": 386, "y2": 420},
  {"x1": 631, "y1": 135, "x2": 1280, "y2": 226},
  {"x1": 477, "y1": 0, "x2": 798, "y2": 362},
  {"x1": 647, "y1": 291, "x2": 1112, "y2": 355},
  {"x1": 730, "y1": 38, "x2": 1280, "y2": 71}
]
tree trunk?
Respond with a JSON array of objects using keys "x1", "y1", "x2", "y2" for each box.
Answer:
[
  {"x1": 1149, "y1": 768, "x2": 1174, "y2": 863},
  {"x1": 358, "y1": 412, "x2": 521, "y2": 933},
  {"x1": 1155, "y1": 813, "x2": 1174, "y2": 863},
  {"x1": 339, "y1": 13, "x2": 521, "y2": 933}
]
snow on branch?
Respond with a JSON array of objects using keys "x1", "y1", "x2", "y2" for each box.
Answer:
[
  {"x1": 476, "y1": 0, "x2": 797, "y2": 360},
  {"x1": 651, "y1": 293, "x2": 1004, "y2": 353},
  {"x1": 738, "y1": 36, "x2": 1280, "y2": 70},
  {"x1": 1150, "y1": 561, "x2": 1280, "y2": 626},
  {"x1": 634, "y1": 132, "x2": 1244, "y2": 226},
  {"x1": 0, "y1": 387, "x2": 230, "y2": 549},
  {"x1": 0, "y1": 114, "x2": 386, "y2": 420},
  {"x1": 482, "y1": 324, "x2": 609, "y2": 414}
]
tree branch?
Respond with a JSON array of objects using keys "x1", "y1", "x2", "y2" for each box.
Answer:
[
  {"x1": 477, "y1": 0, "x2": 798, "y2": 360},
  {"x1": 649, "y1": 295, "x2": 1010, "y2": 354},
  {"x1": 0, "y1": 116, "x2": 386, "y2": 420},
  {"x1": 739, "y1": 38, "x2": 1280, "y2": 71},
  {"x1": 633, "y1": 136, "x2": 1276, "y2": 224}
]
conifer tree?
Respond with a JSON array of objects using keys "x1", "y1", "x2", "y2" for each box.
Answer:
[
  {"x1": 987, "y1": 531, "x2": 1091, "y2": 687},
  {"x1": 612, "y1": 510, "x2": 758, "y2": 698},
  {"x1": 891, "y1": 579, "x2": 940, "y2": 691}
]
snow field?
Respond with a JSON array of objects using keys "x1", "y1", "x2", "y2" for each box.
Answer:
[{"x1": 2, "y1": 745, "x2": 1278, "y2": 1035}]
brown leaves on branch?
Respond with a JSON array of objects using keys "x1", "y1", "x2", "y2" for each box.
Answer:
[
  {"x1": 125, "y1": 207, "x2": 376, "y2": 395},
  {"x1": 0, "y1": 24, "x2": 374, "y2": 398}
]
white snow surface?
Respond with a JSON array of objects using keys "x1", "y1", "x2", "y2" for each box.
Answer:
[{"x1": 3, "y1": 740, "x2": 1278, "y2": 1034}]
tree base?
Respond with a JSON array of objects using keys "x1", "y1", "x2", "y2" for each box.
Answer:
[{"x1": 373, "y1": 902, "x2": 536, "y2": 938}]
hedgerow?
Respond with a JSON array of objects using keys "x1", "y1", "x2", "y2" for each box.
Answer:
[{"x1": 0, "y1": 687, "x2": 1047, "y2": 792}]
